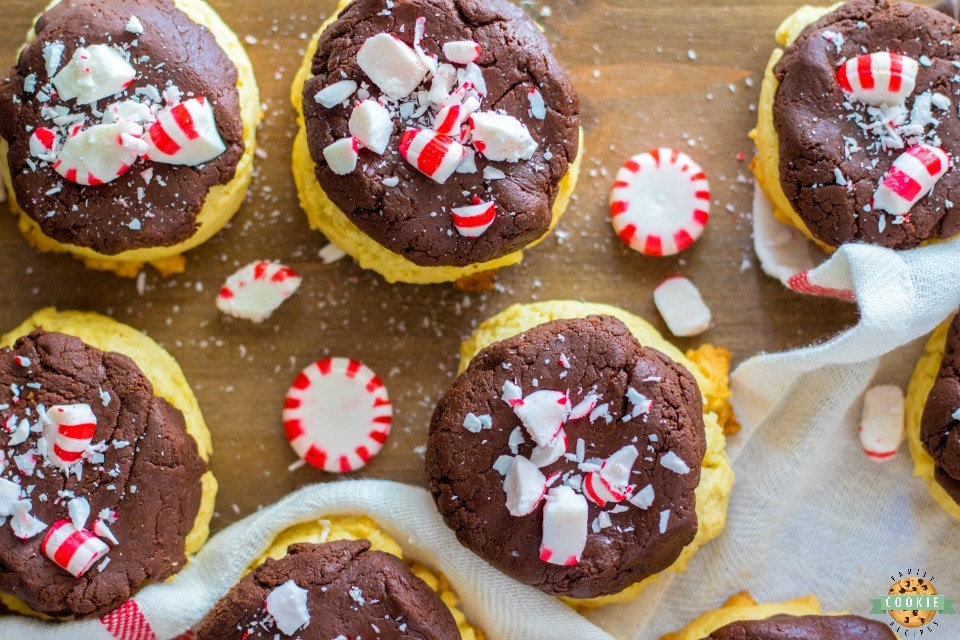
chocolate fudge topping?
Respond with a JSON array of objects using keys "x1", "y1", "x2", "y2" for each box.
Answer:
[
  {"x1": 425, "y1": 315, "x2": 706, "y2": 598},
  {"x1": 303, "y1": 0, "x2": 580, "y2": 267},
  {"x1": 0, "y1": 329, "x2": 206, "y2": 618},
  {"x1": 920, "y1": 313, "x2": 960, "y2": 504},
  {"x1": 0, "y1": 0, "x2": 244, "y2": 255},
  {"x1": 196, "y1": 540, "x2": 461, "y2": 640},
  {"x1": 704, "y1": 614, "x2": 896, "y2": 639},
  {"x1": 773, "y1": 0, "x2": 960, "y2": 249}
]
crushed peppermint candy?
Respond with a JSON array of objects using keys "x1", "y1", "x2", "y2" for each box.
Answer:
[
  {"x1": 265, "y1": 580, "x2": 311, "y2": 635},
  {"x1": 462, "y1": 412, "x2": 492, "y2": 433},
  {"x1": 659, "y1": 451, "x2": 691, "y2": 475}
]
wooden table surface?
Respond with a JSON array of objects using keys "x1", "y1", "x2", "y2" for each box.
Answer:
[{"x1": 0, "y1": 0, "x2": 871, "y2": 535}]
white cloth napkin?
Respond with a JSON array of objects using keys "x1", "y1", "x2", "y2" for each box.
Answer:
[
  {"x1": 0, "y1": 479, "x2": 616, "y2": 640},
  {"x1": 582, "y1": 194, "x2": 960, "y2": 638}
]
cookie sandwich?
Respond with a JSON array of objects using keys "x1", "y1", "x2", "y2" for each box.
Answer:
[
  {"x1": 751, "y1": 0, "x2": 960, "y2": 251},
  {"x1": 0, "y1": 0, "x2": 260, "y2": 276},
  {"x1": 0, "y1": 308, "x2": 215, "y2": 618},
  {"x1": 292, "y1": 0, "x2": 581, "y2": 286},
  {"x1": 425, "y1": 301, "x2": 734, "y2": 607},
  {"x1": 906, "y1": 311, "x2": 960, "y2": 522},
  {"x1": 196, "y1": 516, "x2": 481, "y2": 640},
  {"x1": 662, "y1": 591, "x2": 896, "y2": 639}
]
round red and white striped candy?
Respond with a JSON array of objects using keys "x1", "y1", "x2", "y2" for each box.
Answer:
[
  {"x1": 46, "y1": 403, "x2": 97, "y2": 466},
  {"x1": 216, "y1": 260, "x2": 302, "y2": 323},
  {"x1": 609, "y1": 149, "x2": 710, "y2": 256},
  {"x1": 451, "y1": 196, "x2": 496, "y2": 237},
  {"x1": 283, "y1": 358, "x2": 392, "y2": 473},
  {"x1": 41, "y1": 519, "x2": 109, "y2": 578},
  {"x1": 836, "y1": 52, "x2": 918, "y2": 107},
  {"x1": 873, "y1": 144, "x2": 950, "y2": 216}
]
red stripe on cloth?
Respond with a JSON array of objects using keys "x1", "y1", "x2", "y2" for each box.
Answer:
[
  {"x1": 786, "y1": 271, "x2": 856, "y2": 301},
  {"x1": 101, "y1": 599, "x2": 158, "y2": 640}
]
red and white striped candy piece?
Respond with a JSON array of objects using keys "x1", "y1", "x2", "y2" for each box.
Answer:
[
  {"x1": 653, "y1": 276, "x2": 712, "y2": 337},
  {"x1": 451, "y1": 196, "x2": 496, "y2": 237},
  {"x1": 348, "y1": 100, "x2": 393, "y2": 155},
  {"x1": 443, "y1": 40, "x2": 481, "y2": 65},
  {"x1": 432, "y1": 95, "x2": 480, "y2": 137},
  {"x1": 539, "y1": 485, "x2": 588, "y2": 566},
  {"x1": 41, "y1": 519, "x2": 109, "y2": 578},
  {"x1": 609, "y1": 148, "x2": 710, "y2": 256},
  {"x1": 283, "y1": 357, "x2": 392, "y2": 473},
  {"x1": 52, "y1": 44, "x2": 136, "y2": 106},
  {"x1": 53, "y1": 122, "x2": 142, "y2": 186},
  {"x1": 144, "y1": 97, "x2": 226, "y2": 166},
  {"x1": 399, "y1": 128, "x2": 466, "y2": 184},
  {"x1": 323, "y1": 137, "x2": 359, "y2": 175},
  {"x1": 836, "y1": 52, "x2": 919, "y2": 107},
  {"x1": 44, "y1": 403, "x2": 97, "y2": 467},
  {"x1": 216, "y1": 260, "x2": 302, "y2": 323},
  {"x1": 873, "y1": 144, "x2": 950, "y2": 216},
  {"x1": 356, "y1": 33, "x2": 428, "y2": 100},
  {"x1": 29, "y1": 127, "x2": 60, "y2": 161},
  {"x1": 583, "y1": 444, "x2": 639, "y2": 507},
  {"x1": 468, "y1": 112, "x2": 537, "y2": 162},
  {"x1": 503, "y1": 455, "x2": 547, "y2": 516},
  {"x1": 859, "y1": 384, "x2": 905, "y2": 461}
]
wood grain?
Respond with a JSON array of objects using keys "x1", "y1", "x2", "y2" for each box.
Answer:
[{"x1": 0, "y1": 0, "x2": 869, "y2": 532}]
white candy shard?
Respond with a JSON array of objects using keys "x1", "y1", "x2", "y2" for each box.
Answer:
[
  {"x1": 126, "y1": 16, "x2": 145, "y2": 35},
  {"x1": 653, "y1": 276, "x2": 712, "y2": 337},
  {"x1": 144, "y1": 97, "x2": 226, "y2": 165},
  {"x1": 314, "y1": 79, "x2": 358, "y2": 108},
  {"x1": 859, "y1": 384, "x2": 905, "y2": 461},
  {"x1": 503, "y1": 455, "x2": 547, "y2": 516},
  {"x1": 216, "y1": 260, "x2": 302, "y2": 323},
  {"x1": 836, "y1": 52, "x2": 919, "y2": 107},
  {"x1": 67, "y1": 496, "x2": 91, "y2": 531},
  {"x1": 660, "y1": 450, "x2": 691, "y2": 475},
  {"x1": 54, "y1": 122, "x2": 142, "y2": 186},
  {"x1": 265, "y1": 580, "x2": 311, "y2": 636},
  {"x1": 568, "y1": 392, "x2": 601, "y2": 421},
  {"x1": 873, "y1": 144, "x2": 950, "y2": 216},
  {"x1": 102, "y1": 100, "x2": 155, "y2": 126},
  {"x1": 501, "y1": 380, "x2": 523, "y2": 404},
  {"x1": 0, "y1": 478, "x2": 21, "y2": 517},
  {"x1": 469, "y1": 112, "x2": 537, "y2": 162},
  {"x1": 628, "y1": 484, "x2": 655, "y2": 510},
  {"x1": 356, "y1": 33, "x2": 427, "y2": 100},
  {"x1": 428, "y1": 63, "x2": 458, "y2": 106},
  {"x1": 94, "y1": 518, "x2": 120, "y2": 545},
  {"x1": 539, "y1": 485, "x2": 587, "y2": 566},
  {"x1": 323, "y1": 137, "x2": 359, "y2": 175},
  {"x1": 512, "y1": 390, "x2": 570, "y2": 447},
  {"x1": 527, "y1": 88, "x2": 546, "y2": 120},
  {"x1": 462, "y1": 412, "x2": 492, "y2": 433},
  {"x1": 584, "y1": 445, "x2": 638, "y2": 506},
  {"x1": 451, "y1": 198, "x2": 496, "y2": 237},
  {"x1": 348, "y1": 100, "x2": 393, "y2": 154},
  {"x1": 11, "y1": 501, "x2": 47, "y2": 540},
  {"x1": 530, "y1": 428, "x2": 567, "y2": 468},
  {"x1": 399, "y1": 128, "x2": 466, "y2": 184},
  {"x1": 52, "y1": 44, "x2": 136, "y2": 105},
  {"x1": 443, "y1": 40, "x2": 481, "y2": 65}
]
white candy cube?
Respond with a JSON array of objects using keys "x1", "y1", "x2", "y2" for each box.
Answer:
[
  {"x1": 348, "y1": 100, "x2": 393, "y2": 155},
  {"x1": 356, "y1": 33, "x2": 428, "y2": 100},
  {"x1": 539, "y1": 486, "x2": 588, "y2": 566},
  {"x1": 469, "y1": 112, "x2": 537, "y2": 162},
  {"x1": 52, "y1": 44, "x2": 136, "y2": 105},
  {"x1": 653, "y1": 276, "x2": 712, "y2": 337}
]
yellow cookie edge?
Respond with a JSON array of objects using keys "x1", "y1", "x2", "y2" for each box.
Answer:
[
  {"x1": 1, "y1": 0, "x2": 262, "y2": 277},
  {"x1": 0, "y1": 308, "x2": 216, "y2": 618},
  {"x1": 905, "y1": 317, "x2": 960, "y2": 523},
  {"x1": 749, "y1": 2, "x2": 845, "y2": 255},
  {"x1": 458, "y1": 300, "x2": 734, "y2": 610},
  {"x1": 252, "y1": 515, "x2": 483, "y2": 640},
  {"x1": 290, "y1": 1, "x2": 581, "y2": 284}
]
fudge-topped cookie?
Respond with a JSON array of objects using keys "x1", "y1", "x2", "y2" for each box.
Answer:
[{"x1": 292, "y1": 0, "x2": 581, "y2": 285}]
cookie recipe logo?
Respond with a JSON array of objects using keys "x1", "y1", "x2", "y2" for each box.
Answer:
[{"x1": 870, "y1": 570, "x2": 955, "y2": 635}]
